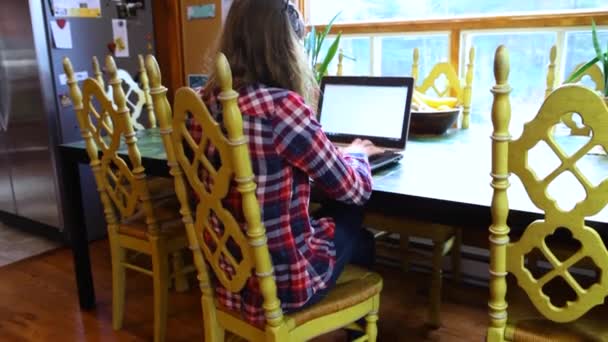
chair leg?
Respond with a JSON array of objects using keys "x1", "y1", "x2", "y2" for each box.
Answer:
[
  {"x1": 365, "y1": 310, "x2": 379, "y2": 342},
  {"x1": 451, "y1": 229, "x2": 462, "y2": 284},
  {"x1": 428, "y1": 240, "x2": 443, "y2": 329},
  {"x1": 400, "y1": 234, "x2": 410, "y2": 273},
  {"x1": 202, "y1": 295, "x2": 225, "y2": 342},
  {"x1": 172, "y1": 251, "x2": 189, "y2": 292},
  {"x1": 110, "y1": 236, "x2": 126, "y2": 330},
  {"x1": 151, "y1": 237, "x2": 170, "y2": 342}
]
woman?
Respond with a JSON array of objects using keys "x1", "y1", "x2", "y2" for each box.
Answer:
[{"x1": 190, "y1": 0, "x2": 382, "y2": 327}]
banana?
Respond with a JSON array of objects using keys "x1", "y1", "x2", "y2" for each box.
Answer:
[{"x1": 413, "y1": 90, "x2": 459, "y2": 109}]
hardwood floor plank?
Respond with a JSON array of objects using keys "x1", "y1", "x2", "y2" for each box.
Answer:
[{"x1": 0, "y1": 240, "x2": 488, "y2": 341}]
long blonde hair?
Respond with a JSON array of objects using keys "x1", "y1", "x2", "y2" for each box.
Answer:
[{"x1": 205, "y1": 0, "x2": 316, "y2": 104}]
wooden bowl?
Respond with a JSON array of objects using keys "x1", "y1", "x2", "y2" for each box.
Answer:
[{"x1": 409, "y1": 107, "x2": 461, "y2": 136}]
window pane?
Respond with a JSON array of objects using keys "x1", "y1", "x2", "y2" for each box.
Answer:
[
  {"x1": 380, "y1": 34, "x2": 449, "y2": 82},
  {"x1": 317, "y1": 37, "x2": 371, "y2": 76},
  {"x1": 563, "y1": 30, "x2": 608, "y2": 89},
  {"x1": 308, "y1": 0, "x2": 608, "y2": 25},
  {"x1": 467, "y1": 32, "x2": 557, "y2": 136}
]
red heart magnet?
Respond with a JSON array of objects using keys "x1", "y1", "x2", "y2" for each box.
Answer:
[{"x1": 107, "y1": 42, "x2": 116, "y2": 54}]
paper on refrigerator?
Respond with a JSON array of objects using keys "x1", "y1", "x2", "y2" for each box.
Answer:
[
  {"x1": 51, "y1": 0, "x2": 101, "y2": 18},
  {"x1": 50, "y1": 20, "x2": 73, "y2": 49},
  {"x1": 112, "y1": 19, "x2": 130, "y2": 58}
]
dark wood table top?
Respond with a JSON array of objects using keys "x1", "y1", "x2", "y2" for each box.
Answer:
[{"x1": 60, "y1": 127, "x2": 608, "y2": 228}]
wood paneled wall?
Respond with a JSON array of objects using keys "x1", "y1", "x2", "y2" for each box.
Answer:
[{"x1": 152, "y1": 0, "x2": 184, "y2": 102}]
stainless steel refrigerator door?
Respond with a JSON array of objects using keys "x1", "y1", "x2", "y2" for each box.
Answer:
[
  {"x1": 0, "y1": 14, "x2": 17, "y2": 215},
  {"x1": 1, "y1": 0, "x2": 61, "y2": 227}
]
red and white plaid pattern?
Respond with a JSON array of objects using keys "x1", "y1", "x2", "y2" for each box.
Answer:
[{"x1": 189, "y1": 83, "x2": 372, "y2": 326}]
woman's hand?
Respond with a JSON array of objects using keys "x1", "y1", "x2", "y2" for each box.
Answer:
[{"x1": 343, "y1": 138, "x2": 385, "y2": 157}]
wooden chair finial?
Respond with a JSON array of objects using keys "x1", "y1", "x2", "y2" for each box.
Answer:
[
  {"x1": 138, "y1": 54, "x2": 156, "y2": 128},
  {"x1": 105, "y1": 55, "x2": 118, "y2": 79},
  {"x1": 462, "y1": 46, "x2": 476, "y2": 129},
  {"x1": 62, "y1": 57, "x2": 83, "y2": 111},
  {"x1": 63, "y1": 57, "x2": 75, "y2": 80},
  {"x1": 145, "y1": 54, "x2": 170, "y2": 130},
  {"x1": 545, "y1": 45, "x2": 558, "y2": 99},
  {"x1": 145, "y1": 54, "x2": 162, "y2": 89},
  {"x1": 216, "y1": 52, "x2": 233, "y2": 92},
  {"x1": 494, "y1": 45, "x2": 510, "y2": 87},
  {"x1": 337, "y1": 48, "x2": 344, "y2": 76},
  {"x1": 106, "y1": 55, "x2": 130, "y2": 123},
  {"x1": 412, "y1": 48, "x2": 420, "y2": 85},
  {"x1": 92, "y1": 56, "x2": 104, "y2": 88}
]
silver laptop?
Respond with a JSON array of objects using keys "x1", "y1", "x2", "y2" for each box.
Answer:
[{"x1": 317, "y1": 76, "x2": 414, "y2": 171}]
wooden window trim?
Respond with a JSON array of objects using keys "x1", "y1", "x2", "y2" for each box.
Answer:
[{"x1": 309, "y1": 10, "x2": 608, "y2": 78}]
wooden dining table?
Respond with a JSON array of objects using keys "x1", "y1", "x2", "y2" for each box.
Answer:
[{"x1": 57, "y1": 126, "x2": 608, "y2": 310}]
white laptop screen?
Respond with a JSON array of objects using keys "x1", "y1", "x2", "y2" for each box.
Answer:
[
  {"x1": 319, "y1": 84, "x2": 408, "y2": 140},
  {"x1": 317, "y1": 76, "x2": 413, "y2": 149}
]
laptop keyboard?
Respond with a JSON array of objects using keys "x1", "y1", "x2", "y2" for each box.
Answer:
[{"x1": 368, "y1": 151, "x2": 403, "y2": 172}]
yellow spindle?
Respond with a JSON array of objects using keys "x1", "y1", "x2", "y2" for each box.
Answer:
[
  {"x1": 462, "y1": 47, "x2": 475, "y2": 129},
  {"x1": 216, "y1": 53, "x2": 284, "y2": 327},
  {"x1": 139, "y1": 54, "x2": 156, "y2": 128},
  {"x1": 412, "y1": 48, "x2": 420, "y2": 86},
  {"x1": 146, "y1": 55, "x2": 223, "y2": 341},
  {"x1": 106, "y1": 55, "x2": 158, "y2": 236},
  {"x1": 92, "y1": 56, "x2": 105, "y2": 88},
  {"x1": 487, "y1": 45, "x2": 511, "y2": 342},
  {"x1": 337, "y1": 48, "x2": 344, "y2": 76},
  {"x1": 545, "y1": 45, "x2": 557, "y2": 99}
]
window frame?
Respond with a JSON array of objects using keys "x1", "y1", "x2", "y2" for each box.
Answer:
[{"x1": 304, "y1": 8, "x2": 608, "y2": 70}]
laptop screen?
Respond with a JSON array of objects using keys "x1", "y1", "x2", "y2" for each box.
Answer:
[{"x1": 317, "y1": 76, "x2": 413, "y2": 149}]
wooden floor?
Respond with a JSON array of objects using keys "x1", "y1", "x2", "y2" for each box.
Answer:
[{"x1": 0, "y1": 240, "x2": 488, "y2": 341}]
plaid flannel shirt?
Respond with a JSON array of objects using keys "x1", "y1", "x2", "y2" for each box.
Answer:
[{"x1": 189, "y1": 83, "x2": 373, "y2": 326}]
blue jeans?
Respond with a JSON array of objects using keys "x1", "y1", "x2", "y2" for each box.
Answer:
[{"x1": 299, "y1": 201, "x2": 376, "y2": 309}]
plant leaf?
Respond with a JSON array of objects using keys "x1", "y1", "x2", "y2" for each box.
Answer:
[
  {"x1": 565, "y1": 55, "x2": 601, "y2": 83},
  {"x1": 316, "y1": 11, "x2": 342, "y2": 59},
  {"x1": 309, "y1": 26, "x2": 317, "y2": 66},
  {"x1": 591, "y1": 20, "x2": 604, "y2": 65},
  {"x1": 604, "y1": 40, "x2": 608, "y2": 96},
  {"x1": 316, "y1": 33, "x2": 342, "y2": 83}
]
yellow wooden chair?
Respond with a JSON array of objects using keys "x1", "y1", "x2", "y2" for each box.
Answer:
[
  {"x1": 412, "y1": 47, "x2": 475, "y2": 129},
  {"x1": 363, "y1": 212, "x2": 461, "y2": 329},
  {"x1": 361, "y1": 47, "x2": 476, "y2": 329},
  {"x1": 545, "y1": 44, "x2": 605, "y2": 136},
  {"x1": 92, "y1": 54, "x2": 156, "y2": 130},
  {"x1": 147, "y1": 53, "x2": 384, "y2": 341},
  {"x1": 487, "y1": 45, "x2": 608, "y2": 341},
  {"x1": 63, "y1": 55, "x2": 191, "y2": 342}
]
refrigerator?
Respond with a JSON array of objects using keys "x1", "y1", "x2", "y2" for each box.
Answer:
[{"x1": 0, "y1": 0, "x2": 156, "y2": 241}]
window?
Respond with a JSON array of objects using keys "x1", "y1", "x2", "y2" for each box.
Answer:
[
  {"x1": 563, "y1": 29, "x2": 608, "y2": 89},
  {"x1": 380, "y1": 34, "x2": 449, "y2": 81},
  {"x1": 308, "y1": 0, "x2": 608, "y2": 25},
  {"x1": 463, "y1": 31, "x2": 557, "y2": 135},
  {"x1": 318, "y1": 37, "x2": 371, "y2": 76}
]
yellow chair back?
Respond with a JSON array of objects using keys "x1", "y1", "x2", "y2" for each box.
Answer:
[
  {"x1": 487, "y1": 45, "x2": 608, "y2": 341},
  {"x1": 545, "y1": 45, "x2": 605, "y2": 136},
  {"x1": 147, "y1": 53, "x2": 283, "y2": 334},
  {"x1": 63, "y1": 55, "x2": 160, "y2": 234},
  {"x1": 412, "y1": 47, "x2": 475, "y2": 128}
]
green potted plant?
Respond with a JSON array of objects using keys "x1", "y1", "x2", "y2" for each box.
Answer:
[
  {"x1": 304, "y1": 12, "x2": 342, "y2": 84},
  {"x1": 565, "y1": 19, "x2": 608, "y2": 99}
]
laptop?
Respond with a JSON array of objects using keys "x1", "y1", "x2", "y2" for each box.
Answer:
[{"x1": 317, "y1": 76, "x2": 414, "y2": 172}]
